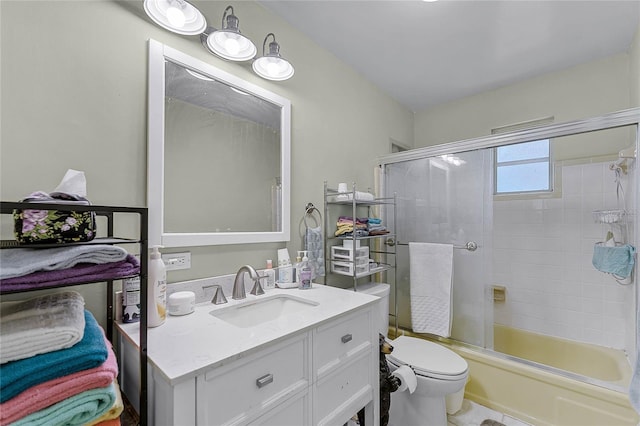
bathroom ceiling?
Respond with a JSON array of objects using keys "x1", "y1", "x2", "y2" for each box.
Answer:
[{"x1": 259, "y1": 0, "x2": 640, "y2": 112}]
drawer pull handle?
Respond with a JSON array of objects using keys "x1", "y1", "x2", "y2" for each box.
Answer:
[
  {"x1": 341, "y1": 334, "x2": 353, "y2": 343},
  {"x1": 256, "y1": 373, "x2": 274, "y2": 388}
]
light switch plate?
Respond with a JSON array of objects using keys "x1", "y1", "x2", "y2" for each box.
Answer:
[{"x1": 162, "y1": 252, "x2": 191, "y2": 271}]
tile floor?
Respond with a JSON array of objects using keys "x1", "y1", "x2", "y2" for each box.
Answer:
[{"x1": 448, "y1": 399, "x2": 531, "y2": 426}]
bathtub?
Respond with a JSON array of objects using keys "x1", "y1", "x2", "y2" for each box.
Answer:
[
  {"x1": 494, "y1": 324, "x2": 631, "y2": 387},
  {"x1": 395, "y1": 327, "x2": 639, "y2": 425}
]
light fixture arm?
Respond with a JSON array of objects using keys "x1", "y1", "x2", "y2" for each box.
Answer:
[
  {"x1": 262, "y1": 33, "x2": 281, "y2": 57},
  {"x1": 222, "y1": 6, "x2": 239, "y2": 32}
]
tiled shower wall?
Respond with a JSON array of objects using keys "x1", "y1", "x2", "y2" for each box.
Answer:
[{"x1": 493, "y1": 160, "x2": 635, "y2": 350}]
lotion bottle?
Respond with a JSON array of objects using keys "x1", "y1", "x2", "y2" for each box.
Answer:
[{"x1": 148, "y1": 246, "x2": 167, "y2": 327}]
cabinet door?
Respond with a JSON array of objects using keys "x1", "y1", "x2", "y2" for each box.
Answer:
[
  {"x1": 197, "y1": 333, "x2": 310, "y2": 426},
  {"x1": 314, "y1": 352, "x2": 374, "y2": 426}
]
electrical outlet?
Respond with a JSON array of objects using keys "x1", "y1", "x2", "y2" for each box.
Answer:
[{"x1": 161, "y1": 252, "x2": 191, "y2": 271}]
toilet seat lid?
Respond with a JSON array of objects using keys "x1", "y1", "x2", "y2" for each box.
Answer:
[{"x1": 388, "y1": 336, "x2": 468, "y2": 379}]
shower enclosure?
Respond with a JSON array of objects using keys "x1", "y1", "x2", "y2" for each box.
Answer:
[{"x1": 379, "y1": 108, "x2": 640, "y2": 391}]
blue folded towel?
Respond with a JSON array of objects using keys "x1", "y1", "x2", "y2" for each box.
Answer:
[
  {"x1": 11, "y1": 382, "x2": 116, "y2": 426},
  {"x1": 0, "y1": 310, "x2": 107, "y2": 403},
  {"x1": 592, "y1": 243, "x2": 636, "y2": 278}
]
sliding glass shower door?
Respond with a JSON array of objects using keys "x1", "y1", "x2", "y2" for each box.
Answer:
[{"x1": 384, "y1": 149, "x2": 493, "y2": 347}]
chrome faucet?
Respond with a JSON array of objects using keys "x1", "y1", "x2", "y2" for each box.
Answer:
[{"x1": 232, "y1": 265, "x2": 266, "y2": 300}]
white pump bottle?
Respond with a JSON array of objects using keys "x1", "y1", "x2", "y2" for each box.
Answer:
[{"x1": 148, "y1": 246, "x2": 167, "y2": 327}]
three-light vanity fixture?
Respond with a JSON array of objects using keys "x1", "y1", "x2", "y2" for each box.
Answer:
[{"x1": 142, "y1": 0, "x2": 295, "y2": 81}]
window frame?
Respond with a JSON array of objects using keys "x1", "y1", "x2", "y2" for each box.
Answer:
[{"x1": 493, "y1": 139, "x2": 553, "y2": 195}]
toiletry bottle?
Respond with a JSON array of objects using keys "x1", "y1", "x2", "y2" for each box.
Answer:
[
  {"x1": 277, "y1": 248, "x2": 293, "y2": 284},
  {"x1": 299, "y1": 251, "x2": 312, "y2": 290},
  {"x1": 122, "y1": 276, "x2": 140, "y2": 323},
  {"x1": 278, "y1": 258, "x2": 290, "y2": 283},
  {"x1": 264, "y1": 260, "x2": 276, "y2": 290},
  {"x1": 294, "y1": 253, "x2": 303, "y2": 283},
  {"x1": 148, "y1": 246, "x2": 167, "y2": 327}
]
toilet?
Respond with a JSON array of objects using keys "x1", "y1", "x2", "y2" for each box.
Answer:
[{"x1": 358, "y1": 282, "x2": 469, "y2": 426}]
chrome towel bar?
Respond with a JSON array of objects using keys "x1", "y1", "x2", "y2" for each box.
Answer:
[{"x1": 389, "y1": 239, "x2": 478, "y2": 252}]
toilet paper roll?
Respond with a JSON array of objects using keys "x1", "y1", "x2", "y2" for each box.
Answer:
[{"x1": 392, "y1": 365, "x2": 417, "y2": 394}]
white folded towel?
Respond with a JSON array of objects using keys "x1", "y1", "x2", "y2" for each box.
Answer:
[
  {"x1": 409, "y1": 242, "x2": 454, "y2": 337},
  {"x1": 1, "y1": 291, "x2": 85, "y2": 363},
  {"x1": 0, "y1": 245, "x2": 128, "y2": 279}
]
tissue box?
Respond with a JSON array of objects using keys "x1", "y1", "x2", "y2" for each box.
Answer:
[{"x1": 13, "y1": 193, "x2": 96, "y2": 244}]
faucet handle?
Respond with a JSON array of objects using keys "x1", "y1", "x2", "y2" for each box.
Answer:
[
  {"x1": 204, "y1": 284, "x2": 228, "y2": 305},
  {"x1": 250, "y1": 275, "x2": 267, "y2": 296}
]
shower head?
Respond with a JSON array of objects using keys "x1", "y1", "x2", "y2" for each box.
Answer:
[{"x1": 610, "y1": 159, "x2": 628, "y2": 175}]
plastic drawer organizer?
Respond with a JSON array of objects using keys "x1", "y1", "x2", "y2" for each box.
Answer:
[{"x1": 331, "y1": 245, "x2": 370, "y2": 276}]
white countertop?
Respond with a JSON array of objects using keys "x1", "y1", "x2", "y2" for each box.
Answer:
[{"x1": 116, "y1": 284, "x2": 378, "y2": 384}]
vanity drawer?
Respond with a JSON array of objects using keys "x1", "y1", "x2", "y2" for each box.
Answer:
[
  {"x1": 198, "y1": 334, "x2": 310, "y2": 426},
  {"x1": 314, "y1": 353, "x2": 373, "y2": 426},
  {"x1": 249, "y1": 387, "x2": 310, "y2": 426},
  {"x1": 313, "y1": 309, "x2": 372, "y2": 379}
]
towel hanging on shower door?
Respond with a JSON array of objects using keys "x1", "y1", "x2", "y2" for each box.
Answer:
[{"x1": 409, "y1": 242, "x2": 453, "y2": 337}]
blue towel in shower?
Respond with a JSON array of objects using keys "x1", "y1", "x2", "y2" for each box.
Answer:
[{"x1": 592, "y1": 243, "x2": 636, "y2": 278}]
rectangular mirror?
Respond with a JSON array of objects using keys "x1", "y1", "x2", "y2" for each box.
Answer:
[{"x1": 148, "y1": 40, "x2": 291, "y2": 247}]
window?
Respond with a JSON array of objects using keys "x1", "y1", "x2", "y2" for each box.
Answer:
[{"x1": 495, "y1": 139, "x2": 551, "y2": 194}]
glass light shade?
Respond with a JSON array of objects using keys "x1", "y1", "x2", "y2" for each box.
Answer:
[
  {"x1": 207, "y1": 31, "x2": 257, "y2": 61},
  {"x1": 252, "y1": 56, "x2": 295, "y2": 81},
  {"x1": 144, "y1": 0, "x2": 206, "y2": 35}
]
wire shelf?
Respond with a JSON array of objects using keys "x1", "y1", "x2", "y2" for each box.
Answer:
[{"x1": 592, "y1": 209, "x2": 627, "y2": 224}]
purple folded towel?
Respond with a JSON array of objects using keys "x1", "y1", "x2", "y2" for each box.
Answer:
[{"x1": 0, "y1": 255, "x2": 139, "y2": 291}]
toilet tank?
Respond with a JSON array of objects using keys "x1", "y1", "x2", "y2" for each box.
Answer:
[{"x1": 357, "y1": 282, "x2": 390, "y2": 337}]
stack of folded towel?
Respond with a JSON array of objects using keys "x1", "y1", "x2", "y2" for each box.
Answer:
[
  {"x1": 0, "y1": 245, "x2": 139, "y2": 291},
  {"x1": 0, "y1": 291, "x2": 123, "y2": 426},
  {"x1": 334, "y1": 216, "x2": 390, "y2": 237},
  {"x1": 335, "y1": 216, "x2": 369, "y2": 237},
  {"x1": 367, "y1": 217, "x2": 390, "y2": 236}
]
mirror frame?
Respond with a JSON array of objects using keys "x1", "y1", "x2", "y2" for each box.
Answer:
[{"x1": 147, "y1": 39, "x2": 291, "y2": 247}]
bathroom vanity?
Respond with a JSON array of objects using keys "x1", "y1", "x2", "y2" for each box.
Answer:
[{"x1": 117, "y1": 284, "x2": 380, "y2": 425}]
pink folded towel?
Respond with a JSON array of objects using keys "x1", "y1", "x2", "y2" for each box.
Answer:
[{"x1": 0, "y1": 332, "x2": 118, "y2": 425}]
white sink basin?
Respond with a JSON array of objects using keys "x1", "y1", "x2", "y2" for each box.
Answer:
[{"x1": 210, "y1": 294, "x2": 319, "y2": 328}]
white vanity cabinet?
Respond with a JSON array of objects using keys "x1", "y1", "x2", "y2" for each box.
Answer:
[{"x1": 117, "y1": 286, "x2": 379, "y2": 426}]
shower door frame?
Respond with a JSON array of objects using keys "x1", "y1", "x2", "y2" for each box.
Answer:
[{"x1": 378, "y1": 107, "x2": 640, "y2": 381}]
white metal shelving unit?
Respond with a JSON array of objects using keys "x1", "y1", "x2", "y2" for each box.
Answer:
[{"x1": 323, "y1": 182, "x2": 398, "y2": 334}]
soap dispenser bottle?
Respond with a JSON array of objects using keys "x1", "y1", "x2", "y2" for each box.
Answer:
[
  {"x1": 294, "y1": 253, "x2": 303, "y2": 283},
  {"x1": 148, "y1": 246, "x2": 167, "y2": 327},
  {"x1": 298, "y1": 251, "x2": 312, "y2": 290}
]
